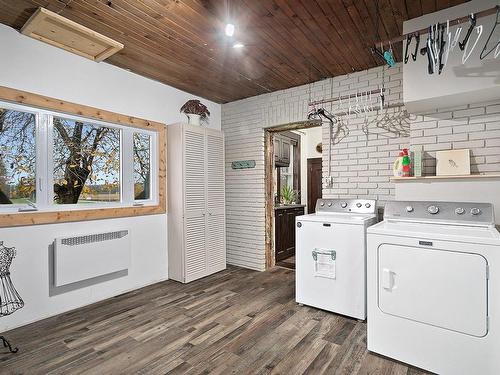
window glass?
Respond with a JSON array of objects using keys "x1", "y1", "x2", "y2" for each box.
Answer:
[
  {"x1": 133, "y1": 132, "x2": 151, "y2": 200},
  {"x1": 53, "y1": 117, "x2": 121, "y2": 204},
  {"x1": 0, "y1": 108, "x2": 36, "y2": 205}
]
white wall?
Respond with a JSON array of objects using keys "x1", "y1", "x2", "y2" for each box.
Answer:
[{"x1": 0, "y1": 23, "x2": 221, "y2": 331}]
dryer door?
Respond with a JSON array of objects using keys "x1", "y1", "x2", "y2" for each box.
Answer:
[{"x1": 378, "y1": 244, "x2": 488, "y2": 337}]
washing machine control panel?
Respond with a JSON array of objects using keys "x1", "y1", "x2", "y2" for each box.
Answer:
[
  {"x1": 315, "y1": 199, "x2": 376, "y2": 214},
  {"x1": 384, "y1": 201, "x2": 495, "y2": 225}
]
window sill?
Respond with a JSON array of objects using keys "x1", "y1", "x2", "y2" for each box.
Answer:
[{"x1": 0, "y1": 203, "x2": 166, "y2": 228}]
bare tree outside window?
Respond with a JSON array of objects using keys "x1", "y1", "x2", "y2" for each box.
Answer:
[
  {"x1": 53, "y1": 117, "x2": 121, "y2": 204},
  {"x1": 0, "y1": 108, "x2": 36, "y2": 205}
]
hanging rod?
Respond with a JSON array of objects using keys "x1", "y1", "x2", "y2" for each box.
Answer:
[
  {"x1": 308, "y1": 88, "x2": 385, "y2": 107},
  {"x1": 310, "y1": 102, "x2": 406, "y2": 120},
  {"x1": 373, "y1": 5, "x2": 498, "y2": 47}
]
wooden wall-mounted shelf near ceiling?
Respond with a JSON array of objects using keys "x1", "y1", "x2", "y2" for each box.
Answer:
[{"x1": 20, "y1": 8, "x2": 123, "y2": 62}]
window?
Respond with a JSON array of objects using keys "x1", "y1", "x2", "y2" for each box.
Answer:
[
  {"x1": 133, "y1": 132, "x2": 151, "y2": 201},
  {"x1": 0, "y1": 108, "x2": 37, "y2": 206},
  {"x1": 0, "y1": 100, "x2": 159, "y2": 213},
  {"x1": 279, "y1": 145, "x2": 294, "y2": 189},
  {"x1": 53, "y1": 117, "x2": 121, "y2": 204}
]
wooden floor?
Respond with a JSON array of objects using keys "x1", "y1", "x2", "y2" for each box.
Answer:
[{"x1": 0, "y1": 266, "x2": 430, "y2": 375}]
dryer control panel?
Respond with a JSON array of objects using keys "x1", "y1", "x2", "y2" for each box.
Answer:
[
  {"x1": 384, "y1": 201, "x2": 495, "y2": 226},
  {"x1": 315, "y1": 199, "x2": 376, "y2": 214}
]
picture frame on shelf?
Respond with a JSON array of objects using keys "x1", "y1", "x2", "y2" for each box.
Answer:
[{"x1": 436, "y1": 149, "x2": 471, "y2": 176}]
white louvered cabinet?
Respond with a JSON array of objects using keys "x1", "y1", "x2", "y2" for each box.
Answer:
[{"x1": 168, "y1": 123, "x2": 226, "y2": 283}]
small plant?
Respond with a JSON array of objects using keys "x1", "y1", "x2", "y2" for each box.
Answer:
[
  {"x1": 180, "y1": 99, "x2": 210, "y2": 120},
  {"x1": 281, "y1": 185, "x2": 297, "y2": 205}
]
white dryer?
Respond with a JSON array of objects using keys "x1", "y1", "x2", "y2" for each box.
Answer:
[
  {"x1": 296, "y1": 199, "x2": 377, "y2": 320},
  {"x1": 367, "y1": 200, "x2": 500, "y2": 375}
]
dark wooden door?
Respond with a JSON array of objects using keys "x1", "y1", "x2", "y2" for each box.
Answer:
[{"x1": 307, "y1": 158, "x2": 323, "y2": 214}]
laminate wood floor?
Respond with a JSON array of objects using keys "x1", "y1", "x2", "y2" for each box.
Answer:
[{"x1": 0, "y1": 266, "x2": 430, "y2": 375}]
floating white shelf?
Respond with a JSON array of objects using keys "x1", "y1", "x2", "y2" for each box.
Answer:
[{"x1": 391, "y1": 174, "x2": 500, "y2": 182}]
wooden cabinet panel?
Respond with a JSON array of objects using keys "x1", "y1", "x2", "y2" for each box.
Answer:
[{"x1": 275, "y1": 206, "x2": 304, "y2": 261}]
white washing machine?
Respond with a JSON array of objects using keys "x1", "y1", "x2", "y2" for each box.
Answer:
[
  {"x1": 367, "y1": 200, "x2": 500, "y2": 375},
  {"x1": 296, "y1": 199, "x2": 377, "y2": 320}
]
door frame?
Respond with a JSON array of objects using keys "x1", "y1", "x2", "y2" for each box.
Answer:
[{"x1": 264, "y1": 119, "x2": 322, "y2": 269}]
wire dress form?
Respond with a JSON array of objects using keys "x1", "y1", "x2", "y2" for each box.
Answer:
[{"x1": 0, "y1": 242, "x2": 24, "y2": 354}]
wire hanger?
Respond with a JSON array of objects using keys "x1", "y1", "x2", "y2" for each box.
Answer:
[
  {"x1": 462, "y1": 24, "x2": 484, "y2": 64},
  {"x1": 480, "y1": 5, "x2": 500, "y2": 60},
  {"x1": 450, "y1": 25, "x2": 463, "y2": 52},
  {"x1": 459, "y1": 13, "x2": 477, "y2": 50}
]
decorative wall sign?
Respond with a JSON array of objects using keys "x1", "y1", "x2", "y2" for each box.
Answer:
[
  {"x1": 231, "y1": 160, "x2": 256, "y2": 169},
  {"x1": 436, "y1": 149, "x2": 471, "y2": 176}
]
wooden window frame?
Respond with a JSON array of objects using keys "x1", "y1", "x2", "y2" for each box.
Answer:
[{"x1": 0, "y1": 86, "x2": 166, "y2": 228}]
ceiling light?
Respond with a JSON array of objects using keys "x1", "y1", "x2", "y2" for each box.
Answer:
[
  {"x1": 225, "y1": 23, "x2": 235, "y2": 37},
  {"x1": 233, "y1": 42, "x2": 244, "y2": 49}
]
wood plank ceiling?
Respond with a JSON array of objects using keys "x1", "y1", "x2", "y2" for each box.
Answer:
[{"x1": 0, "y1": 0, "x2": 469, "y2": 103}]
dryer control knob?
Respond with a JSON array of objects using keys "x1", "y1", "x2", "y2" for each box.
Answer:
[
  {"x1": 327, "y1": 202, "x2": 332, "y2": 207},
  {"x1": 455, "y1": 207, "x2": 465, "y2": 215},
  {"x1": 427, "y1": 205, "x2": 439, "y2": 214},
  {"x1": 320, "y1": 202, "x2": 325, "y2": 207},
  {"x1": 341, "y1": 202, "x2": 348, "y2": 208},
  {"x1": 406, "y1": 206, "x2": 414, "y2": 213},
  {"x1": 356, "y1": 203, "x2": 362, "y2": 208},
  {"x1": 471, "y1": 207, "x2": 481, "y2": 216},
  {"x1": 365, "y1": 203, "x2": 371, "y2": 208}
]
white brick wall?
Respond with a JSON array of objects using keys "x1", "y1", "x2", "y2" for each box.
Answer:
[{"x1": 222, "y1": 63, "x2": 500, "y2": 271}]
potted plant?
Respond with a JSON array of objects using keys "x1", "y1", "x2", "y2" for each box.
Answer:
[
  {"x1": 281, "y1": 185, "x2": 298, "y2": 205},
  {"x1": 180, "y1": 99, "x2": 210, "y2": 126}
]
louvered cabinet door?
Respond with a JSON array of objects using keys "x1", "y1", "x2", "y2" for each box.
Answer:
[
  {"x1": 183, "y1": 125, "x2": 207, "y2": 281},
  {"x1": 184, "y1": 215, "x2": 207, "y2": 282},
  {"x1": 206, "y1": 129, "x2": 226, "y2": 272}
]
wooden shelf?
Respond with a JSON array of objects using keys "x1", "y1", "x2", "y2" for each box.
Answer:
[{"x1": 391, "y1": 174, "x2": 500, "y2": 182}]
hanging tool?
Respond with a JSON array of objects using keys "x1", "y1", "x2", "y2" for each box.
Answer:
[
  {"x1": 371, "y1": 44, "x2": 395, "y2": 67},
  {"x1": 411, "y1": 33, "x2": 420, "y2": 61},
  {"x1": 438, "y1": 23, "x2": 447, "y2": 74},
  {"x1": 404, "y1": 34, "x2": 413, "y2": 63},
  {"x1": 480, "y1": 5, "x2": 500, "y2": 60},
  {"x1": 384, "y1": 42, "x2": 396, "y2": 67},
  {"x1": 459, "y1": 13, "x2": 477, "y2": 51}
]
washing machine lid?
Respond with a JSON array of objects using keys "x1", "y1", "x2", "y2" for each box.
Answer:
[
  {"x1": 297, "y1": 212, "x2": 377, "y2": 225},
  {"x1": 368, "y1": 220, "x2": 500, "y2": 245}
]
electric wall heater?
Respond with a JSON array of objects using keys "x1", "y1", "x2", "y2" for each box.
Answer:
[{"x1": 54, "y1": 230, "x2": 131, "y2": 286}]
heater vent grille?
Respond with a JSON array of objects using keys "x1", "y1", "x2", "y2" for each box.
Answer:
[{"x1": 61, "y1": 230, "x2": 128, "y2": 246}]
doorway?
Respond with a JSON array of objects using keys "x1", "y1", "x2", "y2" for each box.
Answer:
[
  {"x1": 264, "y1": 119, "x2": 322, "y2": 270},
  {"x1": 307, "y1": 158, "x2": 322, "y2": 214}
]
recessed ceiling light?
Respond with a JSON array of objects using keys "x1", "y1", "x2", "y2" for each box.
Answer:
[
  {"x1": 225, "y1": 23, "x2": 235, "y2": 37},
  {"x1": 233, "y1": 42, "x2": 244, "y2": 49}
]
